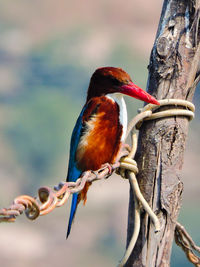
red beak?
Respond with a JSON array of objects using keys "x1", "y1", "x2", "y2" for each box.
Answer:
[{"x1": 120, "y1": 82, "x2": 160, "y2": 105}]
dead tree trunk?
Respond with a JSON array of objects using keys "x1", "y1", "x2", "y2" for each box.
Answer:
[{"x1": 126, "y1": 1, "x2": 200, "y2": 266}]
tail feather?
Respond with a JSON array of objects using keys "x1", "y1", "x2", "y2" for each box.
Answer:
[
  {"x1": 66, "y1": 182, "x2": 91, "y2": 238},
  {"x1": 66, "y1": 193, "x2": 78, "y2": 238}
]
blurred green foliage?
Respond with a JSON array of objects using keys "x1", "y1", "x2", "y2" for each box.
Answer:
[
  {"x1": 6, "y1": 91, "x2": 76, "y2": 186},
  {"x1": 3, "y1": 42, "x2": 90, "y2": 189}
]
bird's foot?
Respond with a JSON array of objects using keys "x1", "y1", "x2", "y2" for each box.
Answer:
[
  {"x1": 100, "y1": 163, "x2": 113, "y2": 173},
  {"x1": 98, "y1": 163, "x2": 115, "y2": 178},
  {"x1": 92, "y1": 162, "x2": 121, "y2": 180}
]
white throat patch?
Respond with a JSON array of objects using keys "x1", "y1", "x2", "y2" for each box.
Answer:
[{"x1": 106, "y1": 93, "x2": 127, "y2": 141}]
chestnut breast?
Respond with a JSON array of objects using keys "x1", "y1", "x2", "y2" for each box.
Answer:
[{"x1": 76, "y1": 95, "x2": 125, "y2": 171}]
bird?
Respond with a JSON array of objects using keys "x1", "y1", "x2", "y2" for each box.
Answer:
[{"x1": 66, "y1": 67, "x2": 159, "y2": 238}]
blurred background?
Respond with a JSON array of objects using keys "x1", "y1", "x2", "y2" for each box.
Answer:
[{"x1": 0, "y1": 0, "x2": 200, "y2": 266}]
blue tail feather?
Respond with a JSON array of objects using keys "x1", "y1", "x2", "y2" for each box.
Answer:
[
  {"x1": 66, "y1": 105, "x2": 86, "y2": 238},
  {"x1": 66, "y1": 193, "x2": 78, "y2": 238}
]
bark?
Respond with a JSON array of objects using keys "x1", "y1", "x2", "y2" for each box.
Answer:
[{"x1": 125, "y1": 1, "x2": 200, "y2": 266}]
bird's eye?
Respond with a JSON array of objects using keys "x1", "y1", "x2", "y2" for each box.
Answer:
[
  {"x1": 124, "y1": 79, "x2": 130, "y2": 84},
  {"x1": 110, "y1": 77, "x2": 122, "y2": 86}
]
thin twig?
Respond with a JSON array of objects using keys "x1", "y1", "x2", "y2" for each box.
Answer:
[{"x1": 175, "y1": 222, "x2": 200, "y2": 267}]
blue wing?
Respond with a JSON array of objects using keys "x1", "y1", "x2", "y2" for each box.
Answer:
[{"x1": 66, "y1": 104, "x2": 87, "y2": 238}]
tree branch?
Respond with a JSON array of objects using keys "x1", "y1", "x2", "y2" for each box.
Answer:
[{"x1": 126, "y1": 1, "x2": 200, "y2": 266}]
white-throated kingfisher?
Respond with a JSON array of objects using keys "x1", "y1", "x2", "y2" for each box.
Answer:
[{"x1": 66, "y1": 67, "x2": 159, "y2": 237}]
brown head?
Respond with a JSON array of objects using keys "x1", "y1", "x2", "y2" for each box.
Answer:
[{"x1": 87, "y1": 67, "x2": 159, "y2": 105}]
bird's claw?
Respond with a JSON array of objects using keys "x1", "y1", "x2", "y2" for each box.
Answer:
[{"x1": 98, "y1": 163, "x2": 114, "y2": 178}]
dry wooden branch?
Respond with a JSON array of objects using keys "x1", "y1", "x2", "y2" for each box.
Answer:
[{"x1": 125, "y1": 1, "x2": 200, "y2": 266}]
